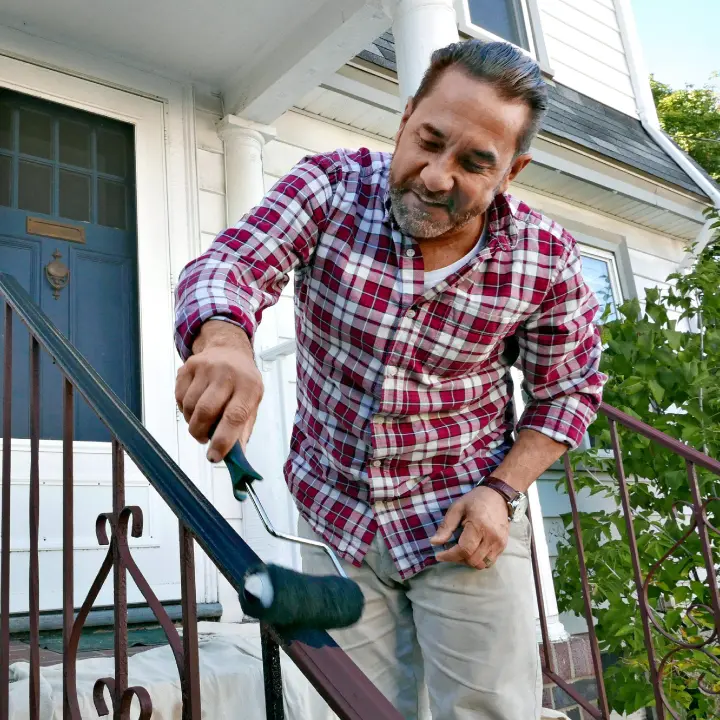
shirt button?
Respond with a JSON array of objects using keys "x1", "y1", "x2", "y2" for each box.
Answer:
[
  {"x1": 386, "y1": 366, "x2": 397, "y2": 377},
  {"x1": 371, "y1": 460, "x2": 382, "y2": 468},
  {"x1": 405, "y1": 248, "x2": 416, "y2": 258},
  {"x1": 406, "y1": 309, "x2": 416, "y2": 320}
]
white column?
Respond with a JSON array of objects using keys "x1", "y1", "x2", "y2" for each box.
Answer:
[
  {"x1": 511, "y1": 368, "x2": 569, "y2": 643},
  {"x1": 213, "y1": 115, "x2": 277, "y2": 622},
  {"x1": 217, "y1": 115, "x2": 277, "y2": 225},
  {"x1": 384, "y1": 0, "x2": 459, "y2": 104}
]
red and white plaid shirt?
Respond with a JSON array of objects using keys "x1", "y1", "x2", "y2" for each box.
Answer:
[{"x1": 175, "y1": 148, "x2": 605, "y2": 578}]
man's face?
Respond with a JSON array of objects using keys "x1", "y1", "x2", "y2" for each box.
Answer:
[{"x1": 389, "y1": 68, "x2": 533, "y2": 239}]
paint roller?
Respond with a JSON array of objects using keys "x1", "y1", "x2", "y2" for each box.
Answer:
[{"x1": 219, "y1": 439, "x2": 365, "y2": 631}]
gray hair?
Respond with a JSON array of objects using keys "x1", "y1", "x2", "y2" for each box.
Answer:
[{"x1": 413, "y1": 39, "x2": 548, "y2": 154}]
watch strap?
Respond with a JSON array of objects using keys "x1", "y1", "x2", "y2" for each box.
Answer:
[{"x1": 484, "y1": 475, "x2": 521, "y2": 503}]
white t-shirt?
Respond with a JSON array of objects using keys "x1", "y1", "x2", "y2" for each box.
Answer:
[{"x1": 423, "y1": 221, "x2": 488, "y2": 291}]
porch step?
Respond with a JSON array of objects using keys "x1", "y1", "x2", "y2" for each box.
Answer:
[
  {"x1": 7, "y1": 621, "x2": 577, "y2": 720},
  {"x1": 8, "y1": 622, "x2": 334, "y2": 719}
]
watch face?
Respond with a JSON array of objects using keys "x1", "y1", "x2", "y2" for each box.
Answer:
[{"x1": 510, "y1": 492, "x2": 529, "y2": 522}]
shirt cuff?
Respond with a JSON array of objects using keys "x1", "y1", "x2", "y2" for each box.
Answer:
[
  {"x1": 517, "y1": 394, "x2": 599, "y2": 449},
  {"x1": 175, "y1": 303, "x2": 257, "y2": 361}
]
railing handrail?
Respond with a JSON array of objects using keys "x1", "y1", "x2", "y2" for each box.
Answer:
[
  {"x1": 600, "y1": 402, "x2": 720, "y2": 475},
  {"x1": 0, "y1": 272, "x2": 402, "y2": 720}
]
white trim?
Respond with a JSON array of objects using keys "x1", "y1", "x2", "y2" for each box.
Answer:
[
  {"x1": 578, "y1": 244, "x2": 624, "y2": 310},
  {"x1": 614, "y1": 0, "x2": 720, "y2": 213},
  {"x1": 531, "y1": 144, "x2": 706, "y2": 224},
  {"x1": 0, "y1": 35, "x2": 215, "y2": 604},
  {"x1": 455, "y1": 0, "x2": 553, "y2": 74},
  {"x1": 510, "y1": 366, "x2": 569, "y2": 642},
  {"x1": 0, "y1": 54, "x2": 178, "y2": 457}
]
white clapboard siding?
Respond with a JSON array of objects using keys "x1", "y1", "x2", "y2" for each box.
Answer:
[
  {"x1": 195, "y1": 89, "x2": 227, "y2": 241},
  {"x1": 538, "y1": 0, "x2": 637, "y2": 116}
]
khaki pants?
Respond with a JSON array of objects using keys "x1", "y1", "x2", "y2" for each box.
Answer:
[{"x1": 298, "y1": 515, "x2": 541, "y2": 720}]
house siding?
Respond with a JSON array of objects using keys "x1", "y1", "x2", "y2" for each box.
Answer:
[
  {"x1": 538, "y1": 0, "x2": 637, "y2": 117},
  {"x1": 195, "y1": 89, "x2": 227, "y2": 248}
]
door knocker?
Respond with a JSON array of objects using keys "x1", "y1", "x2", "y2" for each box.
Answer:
[{"x1": 45, "y1": 249, "x2": 70, "y2": 300}]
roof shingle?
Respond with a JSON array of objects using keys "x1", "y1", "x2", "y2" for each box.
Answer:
[{"x1": 356, "y1": 33, "x2": 711, "y2": 198}]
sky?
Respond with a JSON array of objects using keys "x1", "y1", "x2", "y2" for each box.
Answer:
[{"x1": 631, "y1": 0, "x2": 718, "y2": 90}]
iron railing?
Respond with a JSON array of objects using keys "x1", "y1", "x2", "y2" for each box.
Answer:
[
  {"x1": 533, "y1": 403, "x2": 720, "y2": 719},
  {"x1": 0, "y1": 271, "x2": 402, "y2": 719},
  {"x1": 3, "y1": 266, "x2": 720, "y2": 719}
]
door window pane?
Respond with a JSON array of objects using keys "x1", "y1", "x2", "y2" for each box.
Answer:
[
  {"x1": 19, "y1": 109, "x2": 53, "y2": 160},
  {"x1": 18, "y1": 161, "x2": 52, "y2": 215},
  {"x1": 581, "y1": 255, "x2": 619, "y2": 321},
  {"x1": 59, "y1": 170, "x2": 91, "y2": 222},
  {"x1": 0, "y1": 104, "x2": 12, "y2": 151},
  {"x1": 467, "y1": 0, "x2": 528, "y2": 48},
  {"x1": 59, "y1": 119, "x2": 91, "y2": 169},
  {"x1": 98, "y1": 178, "x2": 127, "y2": 229},
  {"x1": 0, "y1": 155, "x2": 10, "y2": 207},
  {"x1": 97, "y1": 129, "x2": 127, "y2": 177}
]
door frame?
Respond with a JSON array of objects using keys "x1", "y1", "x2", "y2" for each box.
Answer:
[
  {"x1": 0, "y1": 34, "x2": 216, "y2": 603},
  {"x1": 0, "y1": 53, "x2": 177, "y2": 457}
]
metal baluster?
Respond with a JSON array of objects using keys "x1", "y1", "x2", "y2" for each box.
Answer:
[
  {"x1": 609, "y1": 420, "x2": 664, "y2": 718},
  {"x1": 29, "y1": 338, "x2": 40, "y2": 720},
  {"x1": 685, "y1": 461, "x2": 720, "y2": 633},
  {"x1": 261, "y1": 624, "x2": 285, "y2": 720},
  {"x1": 112, "y1": 439, "x2": 128, "y2": 720},
  {"x1": 562, "y1": 453, "x2": 611, "y2": 719},
  {"x1": 0, "y1": 305, "x2": 12, "y2": 720},
  {"x1": 179, "y1": 522, "x2": 201, "y2": 719},
  {"x1": 527, "y1": 502, "x2": 553, "y2": 680},
  {"x1": 62, "y1": 380, "x2": 75, "y2": 719}
]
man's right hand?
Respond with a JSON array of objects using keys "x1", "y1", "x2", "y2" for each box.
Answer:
[{"x1": 175, "y1": 320, "x2": 264, "y2": 463}]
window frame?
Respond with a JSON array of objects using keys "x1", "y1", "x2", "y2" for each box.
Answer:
[
  {"x1": 455, "y1": 0, "x2": 554, "y2": 76},
  {"x1": 578, "y1": 243, "x2": 625, "y2": 320}
]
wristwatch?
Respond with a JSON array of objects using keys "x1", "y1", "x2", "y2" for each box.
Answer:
[{"x1": 483, "y1": 476, "x2": 528, "y2": 523}]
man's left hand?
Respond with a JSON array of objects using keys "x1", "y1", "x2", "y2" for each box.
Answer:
[{"x1": 430, "y1": 485, "x2": 510, "y2": 569}]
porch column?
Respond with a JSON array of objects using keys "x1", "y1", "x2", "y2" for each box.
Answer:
[
  {"x1": 511, "y1": 368, "x2": 569, "y2": 642},
  {"x1": 217, "y1": 115, "x2": 277, "y2": 225},
  {"x1": 384, "y1": 0, "x2": 459, "y2": 104}
]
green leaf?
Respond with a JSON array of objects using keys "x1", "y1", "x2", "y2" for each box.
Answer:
[{"x1": 648, "y1": 378, "x2": 665, "y2": 404}]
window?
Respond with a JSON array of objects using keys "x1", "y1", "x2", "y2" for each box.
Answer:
[
  {"x1": 465, "y1": 0, "x2": 529, "y2": 49},
  {"x1": 578, "y1": 246, "x2": 624, "y2": 322},
  {"x1": 456, "y1": 0, "x2": 552, "y2": 74}
]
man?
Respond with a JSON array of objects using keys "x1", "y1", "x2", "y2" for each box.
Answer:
[{"x1": 175, "y1": 40, "x2": 605, "y2": 719}]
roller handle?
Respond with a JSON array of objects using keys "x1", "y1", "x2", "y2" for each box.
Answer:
[{"x1": 208, "y1": 426, "x2": 263, "y2": 501}]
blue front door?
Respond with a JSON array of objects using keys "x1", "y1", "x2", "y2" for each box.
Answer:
[{"x1": 0, "y1": 89, "x2": 140, "y2": 441}]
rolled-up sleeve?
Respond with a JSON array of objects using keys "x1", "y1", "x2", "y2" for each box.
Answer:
[
  {"x1": 174, "y1": 155, "x2": 336, "y2": 360},
  {"x1": 516, "y1": 238, "x2": 607, "y2": 448}
]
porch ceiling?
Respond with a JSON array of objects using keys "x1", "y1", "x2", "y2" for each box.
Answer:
[
  {"x1": 0, "y1": 0, "x2": 391, "y2": 122},
  {"x1": 0, "y1": 0, "x2": 318, "y2": 84}
]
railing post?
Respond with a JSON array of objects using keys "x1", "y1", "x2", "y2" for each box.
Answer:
[
  {"x1": 179, "y1": 522, "x2": 201, "y2": 719},
  {"x1": 111, "y1": 439, "x2": 129, "y2": 720},
  {"x1": 261, "y1": 624, "x2": 285, "y2": 720},
  {"x1": 62, "y1": 379, "x2": 75, "y2": 719},
  {"x1": 0, "y1": 304, "x2": 12, "y2": 720},
  {"x1": 560, "y1": 454, "x2": 610, "y2": 719},
  {"x1": 685, "y1": 462, "x2": 720, "y2": 633},
  {"x1": 609, "y1": 420, "x2": 665, "y2": 719},
  {"x1": 29, "y1": 338, "x2": 41, "y2": 720}
]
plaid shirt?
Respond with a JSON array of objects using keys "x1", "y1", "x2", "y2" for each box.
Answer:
[{"x1": 175, "y1": 148, "x2": 605, "y2": 579}]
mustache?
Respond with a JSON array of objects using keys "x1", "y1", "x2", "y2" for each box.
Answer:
[{"x1": 404, "y1": 184, "x2": 451, "y2": 207}]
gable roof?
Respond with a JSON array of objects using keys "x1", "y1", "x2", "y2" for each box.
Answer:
[{"x1": 357, "y1": 32, "x2": 711, "y2": 199}]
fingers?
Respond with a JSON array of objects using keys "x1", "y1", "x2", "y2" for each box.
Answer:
[
  {"x1": 430, "y1": 499, "x2": 466, "y2": 545},
  {"x1": 175, "y1": 344, "x2": 264, "y2": 463},
  {"x1": 435, "y1": 521, "x2": 507, "y2": 569},
  {"x1": 435, "y1": 520, "x2": 482, "y2": 564},
  {"x1": 207, "y1": 399, "x2": 258, "y2": 462}
]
